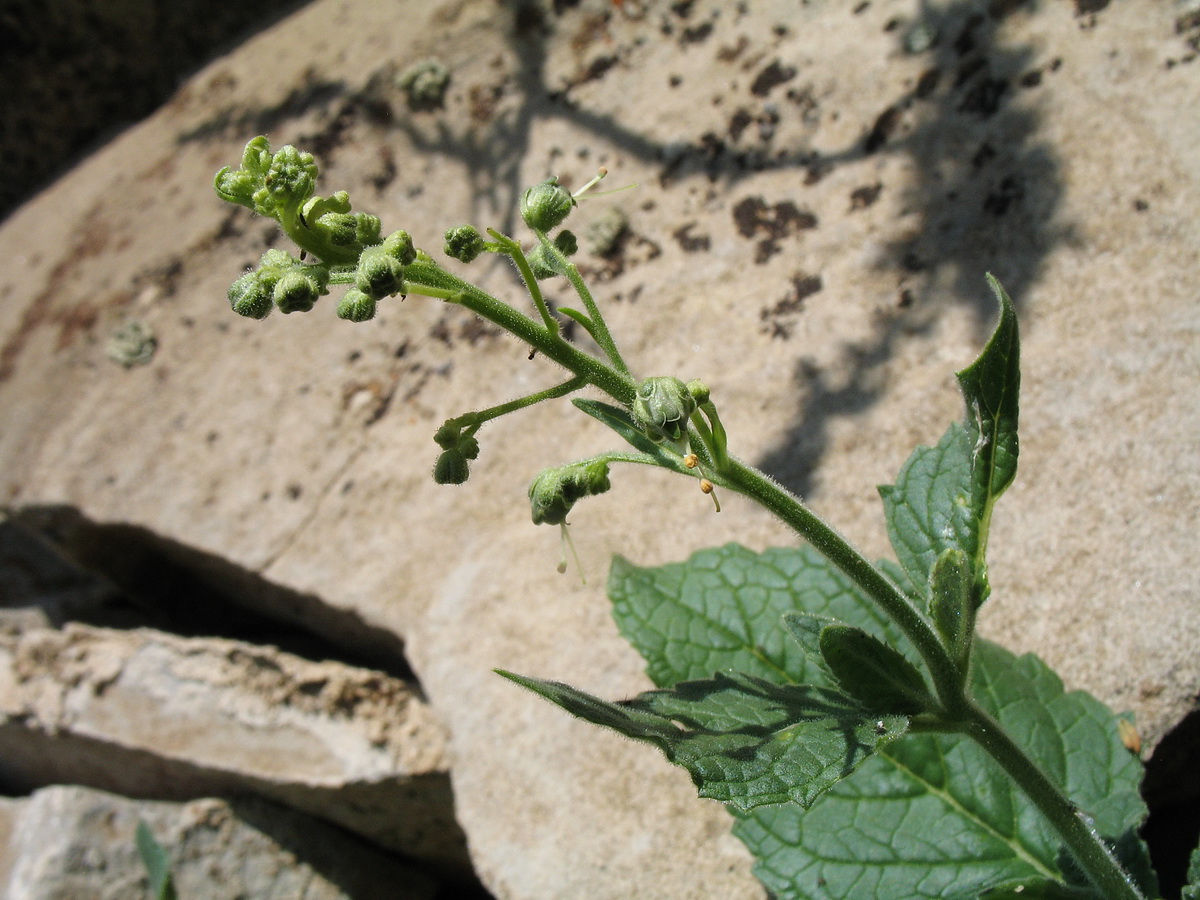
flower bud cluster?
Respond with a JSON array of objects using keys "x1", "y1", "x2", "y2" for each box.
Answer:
[
  {"x1": 228, "y1": 249, "x2": 330, "y2": 318},
  {"x1": 433, "y1": 422, "x2": 481, "y2": 485},
  {"x1": 528, "y1": 460, "x2": 612, "y2": 526},
  {"x1": 444, "y1": 225, "x2": 487, "y2": 264},
  {"x1": 215, "y1": 137, "x2": 319, "y2": 221}
]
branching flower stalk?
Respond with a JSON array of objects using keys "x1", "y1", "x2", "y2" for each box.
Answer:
[{"x1": 214, "y1": 137, "x2": 1151, "y2": 900}]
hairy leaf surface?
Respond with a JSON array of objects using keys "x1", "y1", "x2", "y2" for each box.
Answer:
[
  {"x1": 733, "y1": 640, "x2": 1150, "y2": 899},
  {"x1": 610, "y1": 546, "x2": 1150, "y2": 899}
]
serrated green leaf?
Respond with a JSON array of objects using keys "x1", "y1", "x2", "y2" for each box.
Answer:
[
  {"x1": 609, "y1": 544, "x2": 1152, "y2": 898},
  {"x1": 136, "y1": 820, "x2": 177, "y2": 900},
  {"x1": 878, "y1": 278, "x2": 1020, "y2": 608},
  {"x1": 501, "y1": 669, "x2": 907, "y2": 810},
  {"x1": 818, "y1": 624, "x2": 932, "y2": 715},
  {"x1": 957, "y1": 274, "x2": 1020, "y2": 505},
  {"x1": 608, "y1": 544, "x2": 912, "y2": 690},
  {"x1": 878, "y1": 422, "x2": 978, "y2": 602},
  {"x1": 781, "y1": 613, "x2": 838, "y2": 679},
  {"x1": 732, "y1": 640, "x2": 1153, "y2": 900}
]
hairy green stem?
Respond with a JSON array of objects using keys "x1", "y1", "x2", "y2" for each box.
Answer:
[
  {"x1": 449, "y1": 376, "x2": 588, "y2": 432},
  {"x1": 534, "y1": 231, "x2": 632, "y2": 377},
  {"x1": 716, "y1": 457, "x2": 965, "y2": 715},
  {"x1": 403, "y1": 259, "x2": 636, "y2": 406},
  {"x1": 962, "y1": 700, "x2": 1147, "y2": 900},
  {"x1": 489, "y1": 230, "x2": 560, "y2": 336}
]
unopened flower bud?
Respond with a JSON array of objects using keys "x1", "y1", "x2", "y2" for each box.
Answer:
[
  {"x1": 632, "y1": 376, "x2": 697, "y2": 443},
  {"x1": 521, "y1": 177, "x2": 575, "y2": 232},
  {"x1": 317, "y1": 212, "x2": 359, "y2": 246},
  {"x1": 554, "y1": 229, "x2": 578, "y2": 256},
  {"x1": 228, "y1": 272, "x2": 272, "y2": 319},
  {"x1": 274, "y1": 270, "x2": 321, "y2": 313},
  {"x1": 336, "y1": 289, "x2": 377, "y2": 322},
  {"x1": 526, "y1": 243, "x2": 559, "y2": 280},
  {"x1": 355, "y1": 245, "x2": 406, "y2": 298},
  {"x1": 382, "y1": 230, "x2": 417, "y2": 265},
  {"x1": 433, "y1": 449, "x2": 471, "y2": 485},
  {"x1": 444, "y1": 225, "x2": 486, "y2": 263},
  {"x1": 355, "y1": 213, "x2": 382, "y2": 247},
  {"x1": 686, "y1": 379, "x2": 710, "y2": 405},
  {"x1": 529, "y1": 460, "x2": 611, "y2": 526}
]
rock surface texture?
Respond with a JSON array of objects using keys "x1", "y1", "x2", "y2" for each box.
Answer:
[
  {"x1": 0, "y1": 1, "x2": 1197, "y2": 898},
  {"x1": 0, "y1": 785, "x2": 438, "y2": 899}
]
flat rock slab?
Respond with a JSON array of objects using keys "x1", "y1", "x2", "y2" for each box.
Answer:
[
  {"x1": 0, "y1": 1, "x2": 1196, "y2": 898},
  {"x1": 0, "y1": 785, "x2": 438, "y2": 899},
  {"x1": 0, "y1": 623, "x2": 465, "y2": 871}
]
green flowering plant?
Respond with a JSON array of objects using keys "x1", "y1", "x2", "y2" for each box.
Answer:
[{"x1": 213, "y1": 136, "x2": 1189, "y2": 899}]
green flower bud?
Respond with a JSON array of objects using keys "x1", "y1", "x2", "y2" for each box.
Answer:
[
  {"x1": 261, "y1": 144, "x2": 318, "y2": 211},
  {"x1": 214, "y1": 136, "x2": 274, "y2": 209},
  {"x1": 521, "y1": 177, "x2": 575, "y2": 232},
  {"x1": 228, "y1": 272, "x2": 273, "y2": 319},
  {"x1": 274, "y1": 270, "x2": 320, "y2": 314},
  {"x1": 554, "y1": 229, "x2": 578, "y2": 257},
  {"x1": 528, "y1": 460, "x2": 611, "y2": 526},
  {"x1": 433, "y1": 449, "x2": 472, "y2": 485},
  {"x1": 336, "y1": 289, "x2": 377, "y2": 322},
  {"x1": 444, "y1": 225, "x2": 486, "y2": 263},
  {"x1": 355, "y1": 213, "x2": 382, "y2": 247},
  {"x1": 525, "y1": 243, "x2": 559, "y2": 280},
  {"x1": 631, "y1": 376, "x2": 697, "y2": 443},
  {"x1": 431, "y1": 424, "x2": 480, "y2": 484},
  {"x1": 316, "y1": 212, "x2": 359, "y2": 246},
  {"x1": 686, "y1": 379, "x2": 710, "y2": 405},
  {"x1": 355, "y1": 245, "x2": 406, "y2": 298},
  {"x1": 382, "y1": 229, "x2": 417, "y2": 265}
]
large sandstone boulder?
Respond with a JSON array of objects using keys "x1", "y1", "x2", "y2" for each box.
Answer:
[{"x1": 0, "y1": 1, "x2": 1196, "y2": 897}]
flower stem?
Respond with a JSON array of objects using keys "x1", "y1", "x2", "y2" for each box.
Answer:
[
  {"x1": 716, "y1": 456, "x2": 965, "y2": 715},
  {"x1": 448, "y1": 376, "x2": 588, "y2": 432},
  {"x1": 403, "y1": 259, "x2": 636, "y2": 406},
  {"x1": 961, "y1": 700, "x2": 1147, "y2": 900},
  {"x1": 489, "y1": 230, "x2": 560, "y2": 336}
]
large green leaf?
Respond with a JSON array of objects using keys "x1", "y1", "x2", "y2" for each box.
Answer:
[
  {"x1": 500, "y1": 669, "x2": 907, "y2": 810},
  {"x1": 732, "y1": 640, "x2": 1152, "y2": 899},
  {"x1": 608, "y1": 543, "x2": 910, "y2": 690},
  {"x1": 609, "y1": 545, "x2": 1152, "y2": 899}
]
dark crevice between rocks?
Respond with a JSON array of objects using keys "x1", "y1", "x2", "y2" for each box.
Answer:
[
  {"x1": 0, "y1": 727, "x2": 492, "y2": 898},
  {"x1": 5, "y1": 504, "x2": 415, "y2": 683},
  {"x1": 1141, "y1": 705, "x2": 1200, "y2": 900},
  {"x1": 0, "y1": 505, "x2": 496, "y2": 897}
]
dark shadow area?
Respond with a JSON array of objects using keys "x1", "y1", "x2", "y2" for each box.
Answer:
[
  {"x1": 0, "y1": 0, "x2": 314, "y2": 222},
  {"x1": 4, "y1": 505, "x2": 415, "y2": 682},
  {"x1": 756, "y1": 0, "x2": 1071, "y2": 497},
  {"x1": 1141, "y1": 706, "x2": 1200, "y2": 899},
  {"x1": 0, "y1": 731, "x2": 488, "y2": 895}
]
